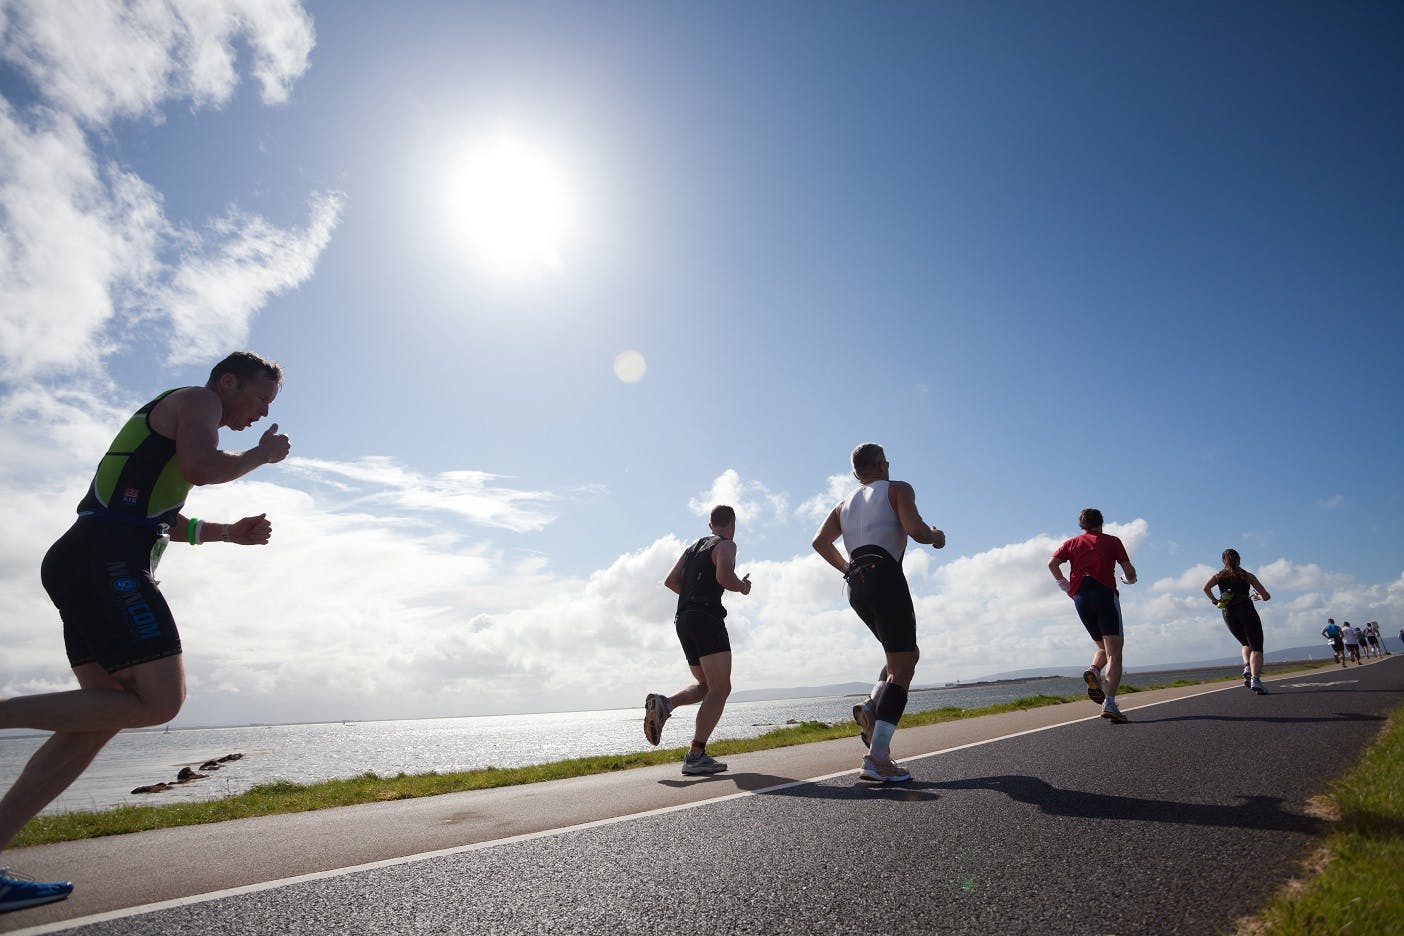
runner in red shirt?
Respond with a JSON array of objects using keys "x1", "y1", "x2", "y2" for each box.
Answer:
[{"x1": 1048, "y1": 508, "x2": 1138, "y2": 722}]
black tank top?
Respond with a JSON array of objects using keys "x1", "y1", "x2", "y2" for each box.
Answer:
[
  {"x1": 1215, "y1": 569, "x2": 1252, "y2": 606},
  {"x1": 676, "y1": 536, "x2": 726, "y2": 619}
]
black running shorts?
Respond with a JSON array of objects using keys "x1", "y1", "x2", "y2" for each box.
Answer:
[
  {"x1": 675, "y1": 609, "x2": 730, "y2": 666},
  {"x1": 1221, "y1": 601, "x2": 1265, "y2": 653},
  {"x1": 1072, "y1": 577, "x2": 1123, "y2": 641},
  {"x1": 845, "y1": 545, "x2": 918, "y2": 653},
  {"x1": 41, "y1": 518, "x2": 182, "y2": 673}
]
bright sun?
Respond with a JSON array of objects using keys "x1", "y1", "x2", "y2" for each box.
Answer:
[{"x1": 443, "y1": 132, "x2": 577, "y2": 279}]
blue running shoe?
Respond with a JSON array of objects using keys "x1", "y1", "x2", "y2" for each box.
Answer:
[{"x1": 0, "y1": 868, "x2": 73, "y2": 913}]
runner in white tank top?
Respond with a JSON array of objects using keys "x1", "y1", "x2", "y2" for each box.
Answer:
[
  {"x1": 813, "y1": 443, "x2": 945, "y2": 783},
  {"x1": 840, "y1": 480, "x2": 908, "y2": 563}
]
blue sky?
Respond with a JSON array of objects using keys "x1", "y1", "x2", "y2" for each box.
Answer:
[{"x1": 1, "y1": 1, "x2": 1401, "y2": 726}]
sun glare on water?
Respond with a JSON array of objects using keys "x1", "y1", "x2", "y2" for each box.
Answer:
[{"x1": 443, "y1": 132, "x2": 578, "y2": 280}]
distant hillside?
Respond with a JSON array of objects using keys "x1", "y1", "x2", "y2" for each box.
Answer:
[
  {"x1": 972, "y1": 643, "x2": 1343, "y2": 682},
  {"x1": 729, "y1": 643, "x2": 1353, "y2": 703}
]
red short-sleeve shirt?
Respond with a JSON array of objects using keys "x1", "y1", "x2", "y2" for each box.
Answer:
[{"x1": 1052, "y1": 531, "x2": 1130, "y2": 597}]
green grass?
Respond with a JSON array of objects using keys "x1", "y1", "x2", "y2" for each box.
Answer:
[
  {"x1": 7, "y1": 662, "x2": 1329, "y2": 848},
  {"x1": 1245, "y1": 705, "x2": 1404, "y2": 935}
]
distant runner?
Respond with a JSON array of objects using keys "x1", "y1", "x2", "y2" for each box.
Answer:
[
  {"x1": 1202, "y1": 549, "x2": 1271, "y2": 694},
  {"x1": 1364, "y1": 622, "x2": 1384, "y2": 658},
  {"x1": 1342, "y1": 622, "x2": 1363, "y2": 665},
  {"x1": 812, "y1": 442, "x2": 945, "y2": 783},
  {"x1": 1322, "y1": 619, "x2": 1345, "y2": 667},
  {"x1": 644, "y1": 505, "x2": 751, "y2": 776},
  {"x1": 0, "y1": 352, "x2": 289, "y2": 913},
  {"x1": 1049, "y1": 509, "x2": 1138, "y2": 723}
]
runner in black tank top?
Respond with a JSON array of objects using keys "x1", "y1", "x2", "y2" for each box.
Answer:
[
  {"x1": 1203, "y1": 550, "x2": 1272, "y2": 694},
  {"x1": 642, "y1": 505, "x2": 752, "y2": 776}
]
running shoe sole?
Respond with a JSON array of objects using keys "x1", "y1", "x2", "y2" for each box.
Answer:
[
  {"x1": 852, "y1": 701, "x2": 874, "y2": 747},
  {"x1": 858, "y1": 757, "x2": 912, "y2": 783},
  {"x1": 1100, "y1": 707, "x2": 1129, "y2": 724},
  {"x1": 643, "y1": 694, "x2": 669, "y2": 746},
  {"x1": 1083, "y1": 669, "x2": 1105, "y2": 705}
]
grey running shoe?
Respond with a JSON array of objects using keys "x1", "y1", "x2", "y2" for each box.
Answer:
[
  {"x1": 1242, "y1": 666, "x2": 1251, "y2": 688},
  {"x1": 643, "y1": 693, "x2": 670, "y2": 746},
  {"x1": 852, "y1": 698, "x2": 875, "y2": 747},
  {"x1": 1083, "y1": 668, "x2": 1105, "y2": 704},
  {"x1": 1100, "y1": 701, "x2": 1128, "y2": 723},
  {"x1": 1250, "y1": 677, "x2": 1268, "y2": 695},
  {"x1": 681, "y1": 752, "x2": 727, "y2": 776},
  {"x1": 858, "y1": 756, "x2": 912, "y2": 783}
]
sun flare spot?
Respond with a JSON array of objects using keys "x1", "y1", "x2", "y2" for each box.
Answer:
[
  {"x1": 443, "y1": 132, "x2": 577, "y2": 280},
  {"x1": 613, "y1": 350, "x2": 646, "y2": 383}
]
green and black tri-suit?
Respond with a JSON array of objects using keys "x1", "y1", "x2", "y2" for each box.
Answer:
[{"x1": 42, "y1": 390, "x2": 194, "y2": 672}]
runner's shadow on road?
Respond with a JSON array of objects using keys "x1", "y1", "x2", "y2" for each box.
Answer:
[
  {"x1": 756, "y1": 779, "x2": 942, "y2": 803},
  {"x1": 1137, "y1": 711, "x2": 1384, "y2": 726},
  {"x1": 931, "y1": 775, "x2": 1326, "y2": 833},
  {"x1": 657, "y1": 772, "x2": 803, "y2": 793}
]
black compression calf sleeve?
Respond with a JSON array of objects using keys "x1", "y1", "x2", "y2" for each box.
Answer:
[{"x1": 874, "y1": 682, "x2": 908, "y2": 725}]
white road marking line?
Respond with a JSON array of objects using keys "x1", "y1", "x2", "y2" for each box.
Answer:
[{"x1": 7, "y1": 672, "x2": 1329, "y2": 935}]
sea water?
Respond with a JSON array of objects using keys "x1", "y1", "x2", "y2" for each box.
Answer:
[{"x1": 0, "y1": 666, "x2": 1240, "y2": 815}]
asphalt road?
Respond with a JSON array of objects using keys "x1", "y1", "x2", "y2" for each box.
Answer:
[{"x1": 8, "y1": 657, "x2": 1402, "y2": 935}]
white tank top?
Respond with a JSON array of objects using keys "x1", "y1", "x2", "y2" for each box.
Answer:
[{"x1": 840, "y1": 481, "x2": 907, "y2": 561}]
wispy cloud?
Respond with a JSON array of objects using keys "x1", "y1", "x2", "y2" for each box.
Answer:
[
  {"x1": 284, "y1": 455, "x2": 559, "y2": 533},
  {"x1": 1318, "y1": 494, "x2": 1345, "y2": 509},
  {"x1": 0, "y1": 0, "x2": 335, "y2": 380}
]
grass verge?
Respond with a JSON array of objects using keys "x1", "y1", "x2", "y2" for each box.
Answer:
[
  {"x1": 10, "y1": 662, "x2": 1328, "y2": 848},
  {"x1": 1242, "y1": 704, "x2": 1404, "y2": 935}
]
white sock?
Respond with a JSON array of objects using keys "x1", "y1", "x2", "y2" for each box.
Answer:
[{"x1": 869, "y1": 721, "x2": 897, "y2": 761}]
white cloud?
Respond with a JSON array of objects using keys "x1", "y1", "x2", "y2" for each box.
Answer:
[
  {"x1": 688, "y1": 468, "x2": 789, "y2": 526},
  {"x1": 0, "y1": 101, "x2": 164, "y2": 377},
  {"x1": 795, "y1": 472, "x2": 852, "y2": 524},
  {"x1": 0, "y1": 0, "x2": 314, "y2": 126},
  {"x1": 1318, "y1": 494, "x2": 1345, "y2": 509},
  {"x1": 282, "y1": 455, "x2": 559, "y2": 533},
  {"x1": 0, "y1": 1, "x2": 333, "y2": 380},
  {"x1": 157, "y1": 192, "x2": 346, "y2": 364},
  {"x1": 1151, "y1": 564, "x2": 1217, "y2": 593}
]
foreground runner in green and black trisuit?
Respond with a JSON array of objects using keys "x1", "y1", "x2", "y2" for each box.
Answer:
[
  {"x1": 0, "y1": 352, "x2": 290, "y2": 914},
  {"x1": 644, "y1": 505, "x2": 752, "y2": 776},
  {"x1": 812, "y1": 443, "x2": 945, "y2": 784}
]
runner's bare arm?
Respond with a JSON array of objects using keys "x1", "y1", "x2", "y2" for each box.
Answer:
[
  {"x1": 1119, "y1": 559, "x2": 1138, "y2": 585},
  {"x1": 1049, "y1": 557, "x2": 1070, "y2": 591},
  {"x1": 1247, "y1": 572, "x2": 1270, "y2": 601},
  {"x1": 171, "y1": 389, "x2": 289, "y2": 486},
  {"x1": 811, "y1": 507, "x2": 850, "y2": 575},
  {"x1": 890, "y1": 481, "x2": 944, "y2": 548},
  {"x1": 663, "y1": 550, "x2": 687, "y2": 595},
  {"x1": 169, "y1": 512, "x2": 273, "y2": 545},
  {"x1": 1202, "y1": 573, "x2": 1220, "y2": 603},
  {"x1": 713, "y1": 539, "x2": 751, "y2": 594}
]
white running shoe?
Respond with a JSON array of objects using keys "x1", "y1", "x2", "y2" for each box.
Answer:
[
  {"x1": 1100, "y1": 700, "x2": 1128, "y2": 723},
  {"x1": 858, "y1": 756, "x2": 912, "y2": 783}
]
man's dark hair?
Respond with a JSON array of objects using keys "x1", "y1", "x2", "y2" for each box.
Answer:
[
  {"x1": 851, "y1": 442, "x2": 886, "y2": 476},
  {"x1": 209, "y1": 351, "x2": 283, "y2": 387},
  {"x1": 710, "y1": 505, "x2": 736, "y2": 527},
  {"x1": 1078, "y1": 508, "x2": 1104, "y2": 531}
]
